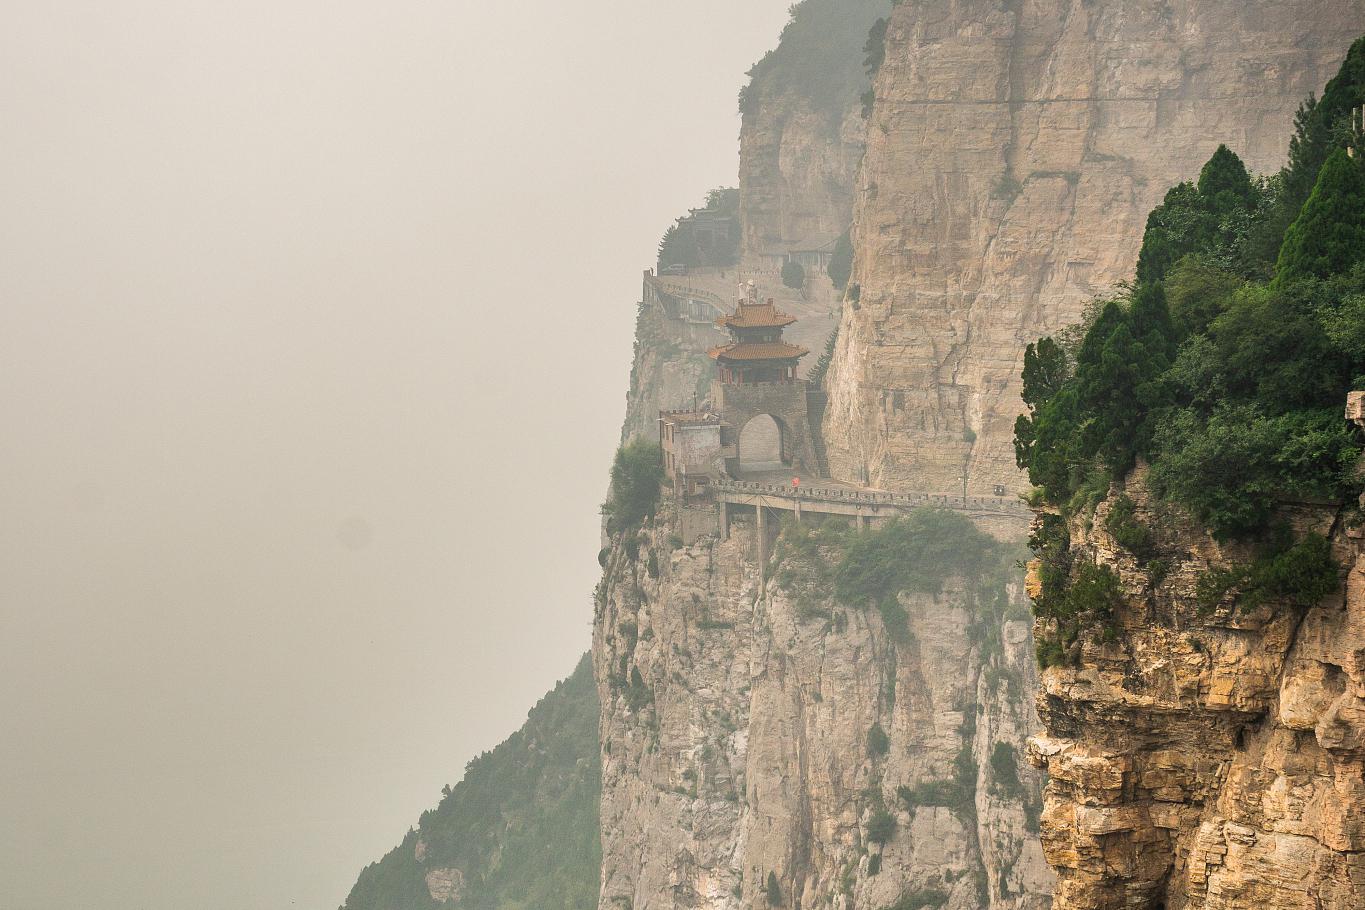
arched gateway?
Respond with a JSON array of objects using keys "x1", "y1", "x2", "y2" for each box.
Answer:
[
  {"x1": 738, "y1": 413, "x2": 784, "y2": 471},
  {"x1": 706, "y1": 287, "x2": 823, "y2": 478}
]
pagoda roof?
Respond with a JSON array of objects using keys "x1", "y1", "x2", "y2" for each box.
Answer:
[
  {"x1": 717, "y1": 300, "x2": 797, "y2": 329},
  {"x1": 708, "y1": 342, "x2": 809, "y2": 363}
]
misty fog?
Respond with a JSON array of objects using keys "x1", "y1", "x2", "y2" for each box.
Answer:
[{"x1": 0, "y1": 2, "x2": 796, "y2": 907}]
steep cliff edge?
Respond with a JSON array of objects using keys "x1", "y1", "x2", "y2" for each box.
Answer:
[
  {"x1": 1029, "y1": 478, "x2": 1365, "y2": 910},
  {"x1": 1014, "y1": 40, "x2": 1365, "y2": 906},
  {"x1": 595, "y1": 6, "x2": 1058, "y2": 909},
  {"x1": 595, "y1": 510, "x2": 1052, "y2": 910},
  {"x1": 823, "y1": 0, "x2": 1365, "y2": 494},
  {"x1": 737, "y1": 0, "x2": 888, "y2": 271}
]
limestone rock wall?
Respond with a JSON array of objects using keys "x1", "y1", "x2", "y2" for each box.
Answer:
[
  {"x1": 739, "y1": 101, "x2": 865, "y2": 271},
  {"x1": 594, "y1": 514, "x2": 1052, "y2": 910},
  {"x1": 1028, "y1": 473, "x2": 1365, "y2": 909},
  {"x1": 736, "y1": 0, "x2": 889, "y2": 272},
  {"x1": 822, "y1": 0, "x2": 1365, "y2": 494},
  {"x1": 621, "y1": 301, "x2": 726, "y2": 444}
]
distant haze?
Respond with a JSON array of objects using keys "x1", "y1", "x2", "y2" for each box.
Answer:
[{"x1": 0, "y1": 3, "x2": 794, "y2": 908}]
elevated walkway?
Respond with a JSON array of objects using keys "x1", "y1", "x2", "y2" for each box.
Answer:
[{"x1": 714, "y1": 478, "x2": 1030, "y2": 527}]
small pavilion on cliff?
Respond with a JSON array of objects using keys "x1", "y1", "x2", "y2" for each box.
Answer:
[{"x1": 708, "y1": 290, "x2": 808, "y2": 384}]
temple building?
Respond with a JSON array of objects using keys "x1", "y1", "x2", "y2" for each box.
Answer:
[
  {"x1": 708, "y1": 286, "x2": 823, "y2": 479},
  {"x1": 708, "y1": 294, "x2": 808, "y2": 384},
  {"x1": 656, "y1": 286, "x2": 831, "y2": 542}
]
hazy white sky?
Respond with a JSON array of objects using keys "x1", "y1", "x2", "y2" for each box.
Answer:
[{"x1": 0, "y1": 2, "x2": 796, "y2": 907}]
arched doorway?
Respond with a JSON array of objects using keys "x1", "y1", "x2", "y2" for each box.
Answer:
[{"x1": 738, "y1": 414, "x2": 784, "y2": 472}]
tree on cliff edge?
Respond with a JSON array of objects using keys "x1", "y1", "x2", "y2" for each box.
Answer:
[{"x1": 1275, "y1": 149, "x2": 1365, "y2": 283}]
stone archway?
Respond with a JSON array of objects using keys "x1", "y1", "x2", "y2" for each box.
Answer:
[{"x1": 738, "y1": 414, "x2": 784, "y2": 472}]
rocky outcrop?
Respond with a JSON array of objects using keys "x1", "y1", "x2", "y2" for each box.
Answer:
[
  {"x1": 740, "y1": 101, "x2": 866, "y2": 271},
  {"x1": 424, "y1": 868, "x2": 465, "y2": 905},
  {"x1": 621, "y1": 294, "x2": 726, "y2": 443},
  {"x1": 1027, "y1": 472, "x2": 1365, "y2": 909},
  {"x1": 822, "y1": 0, "x2": 1365, "y2": 494},
  {"x1": 737, "y1": 0, "x2": 888, "y2": 271},
  {"x1": 594, "y1": 513, "x2": 1051, "y2": 910}
]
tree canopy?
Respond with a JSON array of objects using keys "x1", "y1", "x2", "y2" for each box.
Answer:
[{"x1": 1015, "y1": 59, "x2": 1365, "y2": 540}]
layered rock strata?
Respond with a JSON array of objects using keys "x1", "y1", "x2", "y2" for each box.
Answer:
[{"x1": 1029, "y1": 472, "x2": 1365, "y2": 909}]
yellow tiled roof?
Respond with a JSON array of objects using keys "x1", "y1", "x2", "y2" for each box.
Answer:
[
  {"x1": 716, "y1": 301, "x2": 797, "y2": 329},
  {"x1": 708, "y1": 342, "x2": 809, "y2": 362}
]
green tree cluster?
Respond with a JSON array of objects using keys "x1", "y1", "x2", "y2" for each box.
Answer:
[
  {"x1": 602, "y1": 439, "x2": 664, "y2": 536},
  {"x1": 1015, "y1": 41, "x2": 1365, "y2": 633},
  {"x1": 739, "y1": 0, "x2": 891, "y2": 122},
  {"x1": 828, "y1": 230, "x2": 854, "y2": 289},
  {"x1": 656, "y1": 187, "x2": 742, "y2": 272},
  {"x1": 341, "y1": 656, "x2": 601, "y2": 910},
  {"x1": 1017, "y1": 129, "x2": 1365, "y2": 534}
]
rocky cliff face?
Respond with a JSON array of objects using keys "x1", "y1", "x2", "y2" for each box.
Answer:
[
  {"x1": 621, "y1": 297, "x2": 725, "y2": 443},
  {"x1": 595, "y1": 514, "x2": 1052, "y2": 910},
  {"x1": 1027, "y1": 473, "x2": 1365, "y2": 909},
  {"x1": 737, "y1": 0, "x2": 889, "y2": 269},
  {"x1": 739, "y1": 101, "x2": 866, "y2": 269},
  {"x1": 595, "y1": 6, "x2": 1062, "y2": 909},
  {"x1": 822, "y1": 0, "x2": 1365, "y2": 494}
]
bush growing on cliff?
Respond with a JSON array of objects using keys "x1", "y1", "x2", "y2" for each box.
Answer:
[
  {"x1": 1197, "y1": 530, "x2": 1340, "y2": 614},
  {"x1": 766, "y1": 872, "x2": 782, "y2": 906},
  {"x1": 865, "y1": 804, "x2": 896, "y2": 844},
  {"x1": 867, "y1": 722, "x2": 890, "y2": 757},
  {"x1": 828, "y1": 230, "x2": 854, "y2": 289},
  {"x1": 883, "y1": 890, "x2": 949, "y2": 910},
  {"x1": 834, "y1": 511, "x2": 1003, "y2": 603},
  {"x1": 832, "y1": 510, "x2": 1013, "y2": 643},
  {"x1": 989, "y1": 742, "x2": 1023, "y2": 800},
  {"x1": 1103, "y1": 495, "x2": 1155, "y2": 559},
  {"x1": 603, "y1": 439, "x2": 664, "y2": 536}
]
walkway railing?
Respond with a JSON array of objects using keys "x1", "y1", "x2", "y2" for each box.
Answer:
[{"x1": 712, "y1": 479, "x2": 1030, "y2": 514}]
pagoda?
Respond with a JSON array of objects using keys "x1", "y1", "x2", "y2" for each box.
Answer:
[
  {"x1": 709, "y1": 287, "x2": 809, "y2": 384},
  {"x1": 704, "y1": 284, "x2": 824, "y2": 479}
]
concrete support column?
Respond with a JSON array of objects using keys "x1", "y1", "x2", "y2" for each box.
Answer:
[
  {"x1": 858, "y1": 513, "x2": 869, "y2": 532},
  {"x1": 756, "y1": 501, "x2": 768, "y2": 583}
]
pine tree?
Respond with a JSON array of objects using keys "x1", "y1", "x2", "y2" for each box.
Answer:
[
  {"x1": 1275, "y1": 149, "x2": 1365, "y2": 283},
  {"x1": 827, "y1": 230, "x2": 853, "y2": 289},
  {"x1": 1135, "y1": 182, "x2": 1211, "y2": 284},
  {"x1": 1020, "y1": 337, "x2": 1068, "y2": 410},
  {"x1": 1128, "y1": 282, "x2": 1177, "y2": 359},
  {"x1": 1198, "y1": 144, "x2": 1256, "y2": 210},
  {"x1": 1285, "y1": 36, "x2": 1365, "y2": 207}
]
